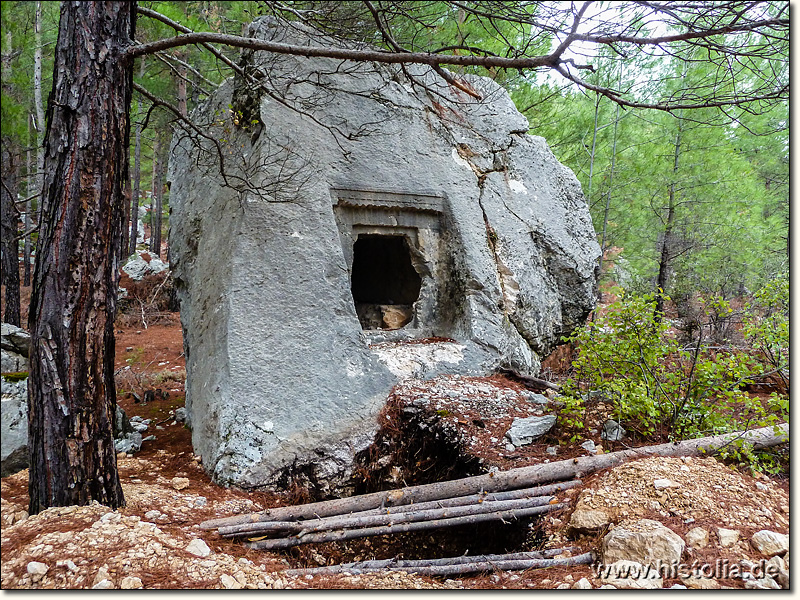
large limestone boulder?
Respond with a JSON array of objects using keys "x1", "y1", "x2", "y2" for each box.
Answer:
[
  {"x1": 750, "y1": 530, "x2": 789, "y2": 557},
  {"x1": 1, "y1": 323, "x2": 30, "y2": 373},
  {"x1": 122, "y1": 250, "x2": 169, "y2": 281},
  {"x1": 603, "y1": 519, "x2": 685, "y2": 567},
  {"x1": 1, "y1": 376, "x2": 28, "y2": 476},
  {"x1": 168, "y1": 17, "x2": 600, "y2": 491}
]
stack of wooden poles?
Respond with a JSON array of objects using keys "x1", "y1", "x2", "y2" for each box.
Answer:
[{"x1": 201, "y1": 480, "x2": 580, "y2": 552}]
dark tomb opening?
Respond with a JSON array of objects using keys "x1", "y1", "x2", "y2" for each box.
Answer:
[{"x1": 351, "y1": 235, "x2": 422, "y2": 330}]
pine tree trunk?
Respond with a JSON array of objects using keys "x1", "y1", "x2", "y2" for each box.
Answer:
[
  {"x1": 597, "y1": 101, "x2": 621, "y2": 287},
  {"x1": 149, "y1": 133, "x2": 163, "y2": 257},
  {"x1": 654, "y1": 116, "x2": 683, "y2": 318},
  {"x1": 23, "y1": 114, "x2": 33, "y2": 287},
  {"x1": 27, "y1": 1, "x2": 135, "y2": 514},
  {"x1": 176, "y1": 54, "x2": 188, "y2": 117},
  {"x1": 128, "y1": 60, "x2": 145, "y2": 258},
  {"x1": 33, "y1": 1, "x2": 45, "y2": 219},
  {"x1": 1, "y1": 143, "x2": 21, "y2": 326},
  {"x1": 122, "y1": 182, "x2": 131, "y2": 259}
]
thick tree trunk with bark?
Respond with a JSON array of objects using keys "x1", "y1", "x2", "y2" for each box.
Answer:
[
  {"x1": 1, "y1": 142, "x2": 21, "y2": 326},
  {"x1": 27, "y1": 1, "x2": 135, "y2": 514}
]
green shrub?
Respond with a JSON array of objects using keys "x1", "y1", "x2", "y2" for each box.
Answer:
[
  {"x1": 743, "y1": 273, "x2": 789, "y2": 386},
  {"x1": 560, "y1": 285, "x2": 788, "y2": 442}
]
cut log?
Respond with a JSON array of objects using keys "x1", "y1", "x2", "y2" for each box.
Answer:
[
  {"x1": 219, "y1": 495, "x2": 556, "y2": 538},
  {"x1": 283, "y1": 548, "x2": 585, "y2": 576},
  {"x1": 375, "y1": 552, "x2": 594, "y2": 577},
  {"x1": 285, "y1": 552, "x2": 595, "y2": 577},
  {"x1": 216, "y1": 480, "x2": 581, "y2": 536},
  {"x1": 244, "y1": 503, "x2": 567, "y2": 551},
  {"x1": 202, "y1": 480, "x2": 579, "y2": 531},
  {"x1": 201, "y1": 424, "x2": 787, "y2": 531},
  {"x1": 497, "y1": 367, "x2": 561, "y2": 391}
]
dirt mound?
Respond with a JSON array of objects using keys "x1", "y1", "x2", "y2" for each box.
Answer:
[{"x1": 570, "y1": 456, "x2": 788, "y2": 533}]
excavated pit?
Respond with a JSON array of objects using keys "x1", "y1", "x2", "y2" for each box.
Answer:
[{"x1": 276, "y1": 380, "x2": 558, "y2": 567}]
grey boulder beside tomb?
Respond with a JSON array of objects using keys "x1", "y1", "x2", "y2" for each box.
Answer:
[
  {"x1": 167, "y1": 16, "x2": 600, "y2": 493},
  {"x1": 1, "y1": 376, "x2": 29, "y2": 477},
  {"x1": 1, "y1": 323, "x2": 30, "y2": 373},
  {"x1": 122, "y1": 250, "x2": 169, "y2": 281},
  {"x1": 504, "y1": 415, "x2": 557, "y2": 447},
  {"x1": 602, "y1": 419, "x2": 626, "y2": 442}
]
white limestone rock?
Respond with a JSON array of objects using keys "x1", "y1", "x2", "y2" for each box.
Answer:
[
  {"x1": 750, "y1": 530, "x2": 789, "y2": 557},
  {"x1": 603, "y1": 519, "x2": 685, "y2": 567},
  {"x1": 186, "y1": 538, "x2": 211, "y2": 558},
  {"x1": 716, "y1": 527, "x2": 740, "y2": 548}
]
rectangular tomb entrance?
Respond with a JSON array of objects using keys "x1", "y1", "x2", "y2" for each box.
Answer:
[
  {"x1": 332, "y1": 186, "x2": 452, "y2": 337},
  {"x1": 351, "y1": 234, "x2": 421, "y2": 329}
]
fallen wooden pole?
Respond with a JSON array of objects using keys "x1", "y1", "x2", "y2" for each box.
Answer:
[
  {"x1": 219, "y1": 495, "x2": 556, "y2": 538},
  {"x1": 202, "y1": 424, "x2": 786, "y2": 531},
  {"x1": 215, "y1": 480, "x2": 581, "y2": 536},
  {"x1": 497, "y1": 367, "x2": 561, "y2": 391},
  {"x1": 283, "y1": 548, "x2": 584, "y2": 577},
  {"x1": 377, "y1": 552, "x2": 594, "y2": 577},
  {"x1": 244, "y1": 503, "x2": 567, "y2": 551},
  {"x1": 286, "y1": 552, "x2": 595, "y2": 578}
]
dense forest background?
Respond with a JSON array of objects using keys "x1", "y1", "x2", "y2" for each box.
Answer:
[{"x1": 1, "y1": 1, "x2": 788, "y2": 307}]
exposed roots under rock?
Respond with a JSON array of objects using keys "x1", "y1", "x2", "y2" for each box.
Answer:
[
  {"x1": 335, "y1": 379, "x2": 554, "y2": 563},
  {"x1": 352, "y1": 392, "x2": 483, "y2": 495}
]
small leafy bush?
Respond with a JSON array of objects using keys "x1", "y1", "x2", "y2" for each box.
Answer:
[
  {"x1": 742, "y1": 273, "x2": 789, "y2": 390},
  {"x1": 559, "y1": 285, "x2": 788, "y2": 443}
]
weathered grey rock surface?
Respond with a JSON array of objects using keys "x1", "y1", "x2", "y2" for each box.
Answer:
[
  {"x1": 505, "y1": 415, "x2": 557, "y2": 447},
  {"x1": 1, "y1": 322, "x2": 30, "y2": 373},
  {"x1": 168, "y1": 17, "x2": 599, "y2": 491},
  {"x1": 601, "y1": 419, "x2": 625, "y2": 441},
  {"x1": 122, "y1": 250, "x2": 169, "y2": 281},
  {"x1": 750, "y1": 530, "x2": 789, "y2": 557},
  {"x1": 1, "y1": 376, "x2": 28, "y2": 477}
]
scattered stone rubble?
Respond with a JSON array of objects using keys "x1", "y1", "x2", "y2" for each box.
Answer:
[
  {"x1": 563, "y1": 455, "x2": 789, "y2": 590},
  {"x1": 0, "y1": 478, "x2": 449, "y2": 590},
  {"x1": 568, "y1": 455, "x2": 789, "y2": 531},
  {"x1": 113, "y1": 408, "x2": 154, "y2": 455}
]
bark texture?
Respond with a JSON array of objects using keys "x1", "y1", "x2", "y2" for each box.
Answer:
[
  {"x1": 27, "y1": 1, "x2": 135, "y2": 514},
  {"x1": 284, "y1": 551, "x2": 594, "y2": 577}
]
